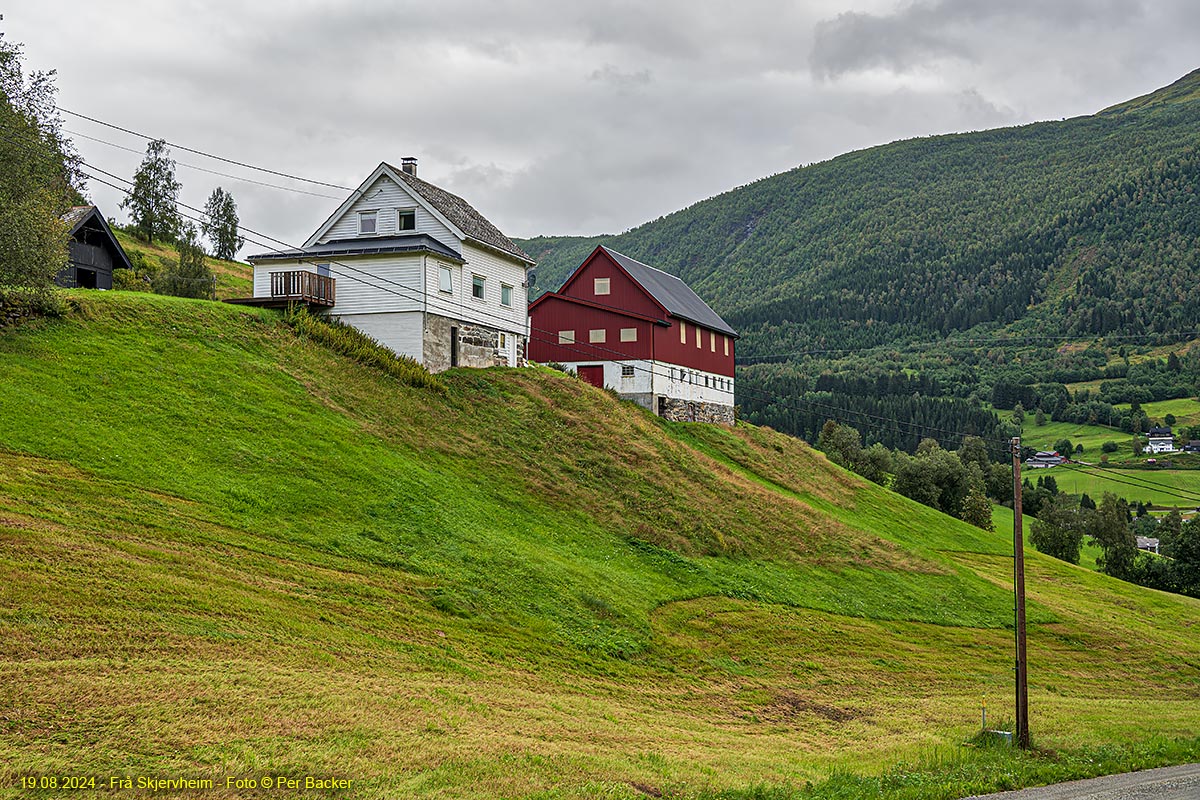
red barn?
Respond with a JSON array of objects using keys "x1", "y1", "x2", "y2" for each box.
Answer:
[{"x1": 528, "y1": 246, "x2": 738, "y2": 423}]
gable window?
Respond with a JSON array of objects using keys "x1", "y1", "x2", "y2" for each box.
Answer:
[
  {"x1": 501, "y1": 283, "x2": 513, "y2": 307},
  {"x1": 438, "y1": 265, "x2": 452, "y2": 294},
  {"x1": 472, "y1": 275, "x2": 485, "y2": 300},
  {"x1": 397, "y1": 208, "x2": 416, "y2": 231},
  {"x1": 558, "y1": 330, "x2": 575, "y2": 344},
  {"x1": 594, "y1": 277, "x2": 610, "y2": 296},
  {"x1": 620, "y1": 327, "x2": 637, "y2": 342},
  {"x1": 680, "y1": 322, "x2": 687, "y2": 344},
  {"x1": 358, "y1": 210, "x2": 378, "y2": 235},
  {"x1": 621, "y1": 365, "x2": 635, "y2": 378},
  {"x1": 589, "y1": 329, "x2": 606, "y2": 343}
]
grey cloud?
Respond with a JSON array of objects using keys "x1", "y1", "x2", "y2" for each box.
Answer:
[{"x1": 588, "y1": 64, "x2": 653, "y2": 90}]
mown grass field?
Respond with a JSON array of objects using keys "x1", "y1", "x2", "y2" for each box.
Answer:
[{"x1": 2, "y1": 293, "x2": 1199, "y2": 799}]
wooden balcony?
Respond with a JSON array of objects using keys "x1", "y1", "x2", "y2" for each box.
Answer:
[{"x1": 226, "y1": 270, "x2": 336, "y2": 309}]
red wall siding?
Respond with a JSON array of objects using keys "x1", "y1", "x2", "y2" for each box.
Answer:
[
  {"x1": 559, "y1": 249, "x2": 664, "y2": 319},
  {"x1": 528, "y1": 295, "x2": 655, "y2": 363},
  {"x1": 652, "y1": 316, "x2": 736, "y2": 376}
]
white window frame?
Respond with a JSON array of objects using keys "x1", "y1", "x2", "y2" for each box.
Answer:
[
  {"x1": 724, "y1": 336, "x2": 729, "y2": 356},
  {"x1": 620, "y1": 328, "x2": 637, "y2": 342},
  {"x1": 397, "y1": 208, "x2": 417, "y2": 232},
  {"x1": 710, "y1": 331, "x2": 716, "y2": 352},
  {"x1": 696, "y1": 327, "x2": 702, "y2": 348},
  {"x1": 558, "y1": 330, "x2": 575, "y2": 344},
  {"x1": 680, "y1": 322, "x2": 687, "y2": 344},
  {"x1": 594, "y1": 277, "x2": 611, "y2": 296},
  {"x1": 358, "y1": 210, "x2": 378, "y2": 235},
  {"x1": 500, "y1": 283, "x2": 513, "y2": 307},
  {"x1": 589, "y1": 329, "x2": 606, "y2": 344},
  {"x1": 472, "y1": 274, "x2": 485, "y2": 301},
  {"x1": 438, "y1": 264, "x2": 453, "y2": 294}
]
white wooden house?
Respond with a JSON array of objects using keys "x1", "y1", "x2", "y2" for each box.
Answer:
[
  {"x1": 1147, "y1": 426, "x2": 1176, "y2": 454},
  {"x1": 236, "y1": 159, "x2": 534, "y2": 371}
]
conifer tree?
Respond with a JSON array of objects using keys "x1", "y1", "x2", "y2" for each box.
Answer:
[
  {"x1": 122, "y1": 139, "x2": 180, "y2": 244},
  {"x1": 201, "y1": 187, "x2": 244, "y2": 260}
]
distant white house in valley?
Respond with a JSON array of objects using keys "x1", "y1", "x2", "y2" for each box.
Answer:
[
  {"x1": 231, "y1": 159, "x2": 534, "y2": 372},
  {"x1": 1147, "y1": 426, "x2": 1176, "y2": 454}
]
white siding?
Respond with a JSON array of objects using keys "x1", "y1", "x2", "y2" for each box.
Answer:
[
  {"x1": 447, "y1": 242, "x2": 528, "y2": 335},
  {"x1": 333, "y1": 312, "x2": 424, "y2": 362},
  {"x1": 319, "y1": 175, "x2": 457, "y2": 247},
  {"x1": 327, "y1": 254, "x2": 424, "y2": 315}
]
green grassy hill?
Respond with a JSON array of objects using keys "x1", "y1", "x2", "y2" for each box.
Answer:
[
  {"x1": 114, "y1": 229, "x2": 252, "y2": 300},
  {"x1": 2, "y1": 294, "x2": 1200, "y2": 798}
]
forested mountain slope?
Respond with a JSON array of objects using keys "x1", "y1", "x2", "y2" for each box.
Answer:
[{"x1": 519, "y1": 68, "x2": 1200, "y2": 358}]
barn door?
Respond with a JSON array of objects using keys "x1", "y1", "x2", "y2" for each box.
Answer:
[{"x1": 577, "y1": 365, "x2": 604, "y2": 388}]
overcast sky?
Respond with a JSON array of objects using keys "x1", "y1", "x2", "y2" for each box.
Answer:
[{"x1": 5, "y1": 1, "x2": 1199, "y2": 254}]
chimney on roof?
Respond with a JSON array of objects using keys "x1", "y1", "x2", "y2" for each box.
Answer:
[{"x1": 400, "y1": 157, "x2": 417, "y2": 176}]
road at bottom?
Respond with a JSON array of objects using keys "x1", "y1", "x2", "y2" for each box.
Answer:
[{"x1": 964, "y1": 763, "x2": 1200, "y2": 800}]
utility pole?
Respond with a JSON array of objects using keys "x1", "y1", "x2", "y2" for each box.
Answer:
[{"x1": 1011, "y1": 436, "x2": 1030, "y2": 749}]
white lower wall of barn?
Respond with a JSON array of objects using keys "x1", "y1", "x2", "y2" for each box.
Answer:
[{"x1": 557, "y1": 359, "x2": 734, "y2": 406}]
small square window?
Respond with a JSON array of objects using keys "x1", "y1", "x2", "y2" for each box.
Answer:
[
  {"x1": 397, "y1": 209, "x2": 416, "y2": 231},
  {"x1": 620, "y1": 327, "x2": 637, "y2": 342},
  {"x1": 439, "y1": 265, "x2": 452, "y2": 293},
  {"x1": 472, "y1": 275, "x2": 485, "y2": 300},
  {"x1": 594, "y1": 277, "x2": 610, "y2": 296},
  {"x1": 589, "y1": 329, "x2": 606, "y2": 343},
  {"x1": 558, "y1": 330, "x2": 575, "y2": 344},
  {"x1": 358, "y1": 210, "x2": 378, "y2": 235},
  {"x1": 621, "y1": 365, "x2": 635, "y2": 378},
  {"x1": 501, "y1": 283, "x2": 513, "y2": 307},
  {"x1": 316, "y1": 263, "x2": 331, "y2": 277}
]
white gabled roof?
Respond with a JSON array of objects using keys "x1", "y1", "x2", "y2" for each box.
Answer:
[{"x1": 303, "y1": 162, "x2": 532, "y2": 264}]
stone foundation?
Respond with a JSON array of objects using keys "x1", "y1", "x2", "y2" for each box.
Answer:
[
  {"x1": 423, "y1": 312, "x2": 525, "y2": 373},
  {"x1": 657, "y1": 396, "x2": 736, "y2": 425}
]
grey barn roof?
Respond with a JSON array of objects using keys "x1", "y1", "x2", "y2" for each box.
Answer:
[
  {"x1": 601, "y1": 246, "x2": 737, "y2": 337},
  {"x1": 385, "y1": 163, "x2": 532, "y2": 264},
  {"x1": 249, "y1": 234, "x2": 464, "y2": 264}
]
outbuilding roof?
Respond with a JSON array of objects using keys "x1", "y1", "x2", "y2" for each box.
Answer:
[{"x1": 600, "y1": 246, "x2": 737, "y2": 337}]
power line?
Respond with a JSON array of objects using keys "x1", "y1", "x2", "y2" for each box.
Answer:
[
  {"x1": 60, "y1": 107, "x2": 353, "y2": 191},
  {"x1": 66, "y1": 128, "x2": 342, "y2": 199},
  {"x1": 1057, "y1": 463, "x2": 1200, "y2": 506}
]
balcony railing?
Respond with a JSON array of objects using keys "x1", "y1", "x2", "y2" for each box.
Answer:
[{"x1": 270, "y1": 270, "x2": 335, "y2": 307}]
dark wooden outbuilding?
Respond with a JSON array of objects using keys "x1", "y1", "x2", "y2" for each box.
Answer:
[{"x1": 54, "y1": 206, "x2": 133, "y2": 290}]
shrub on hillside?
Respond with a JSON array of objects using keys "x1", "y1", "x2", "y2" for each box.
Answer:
[{"x1": 282, "y1": 305, "x2": 444, "y2": 393}]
